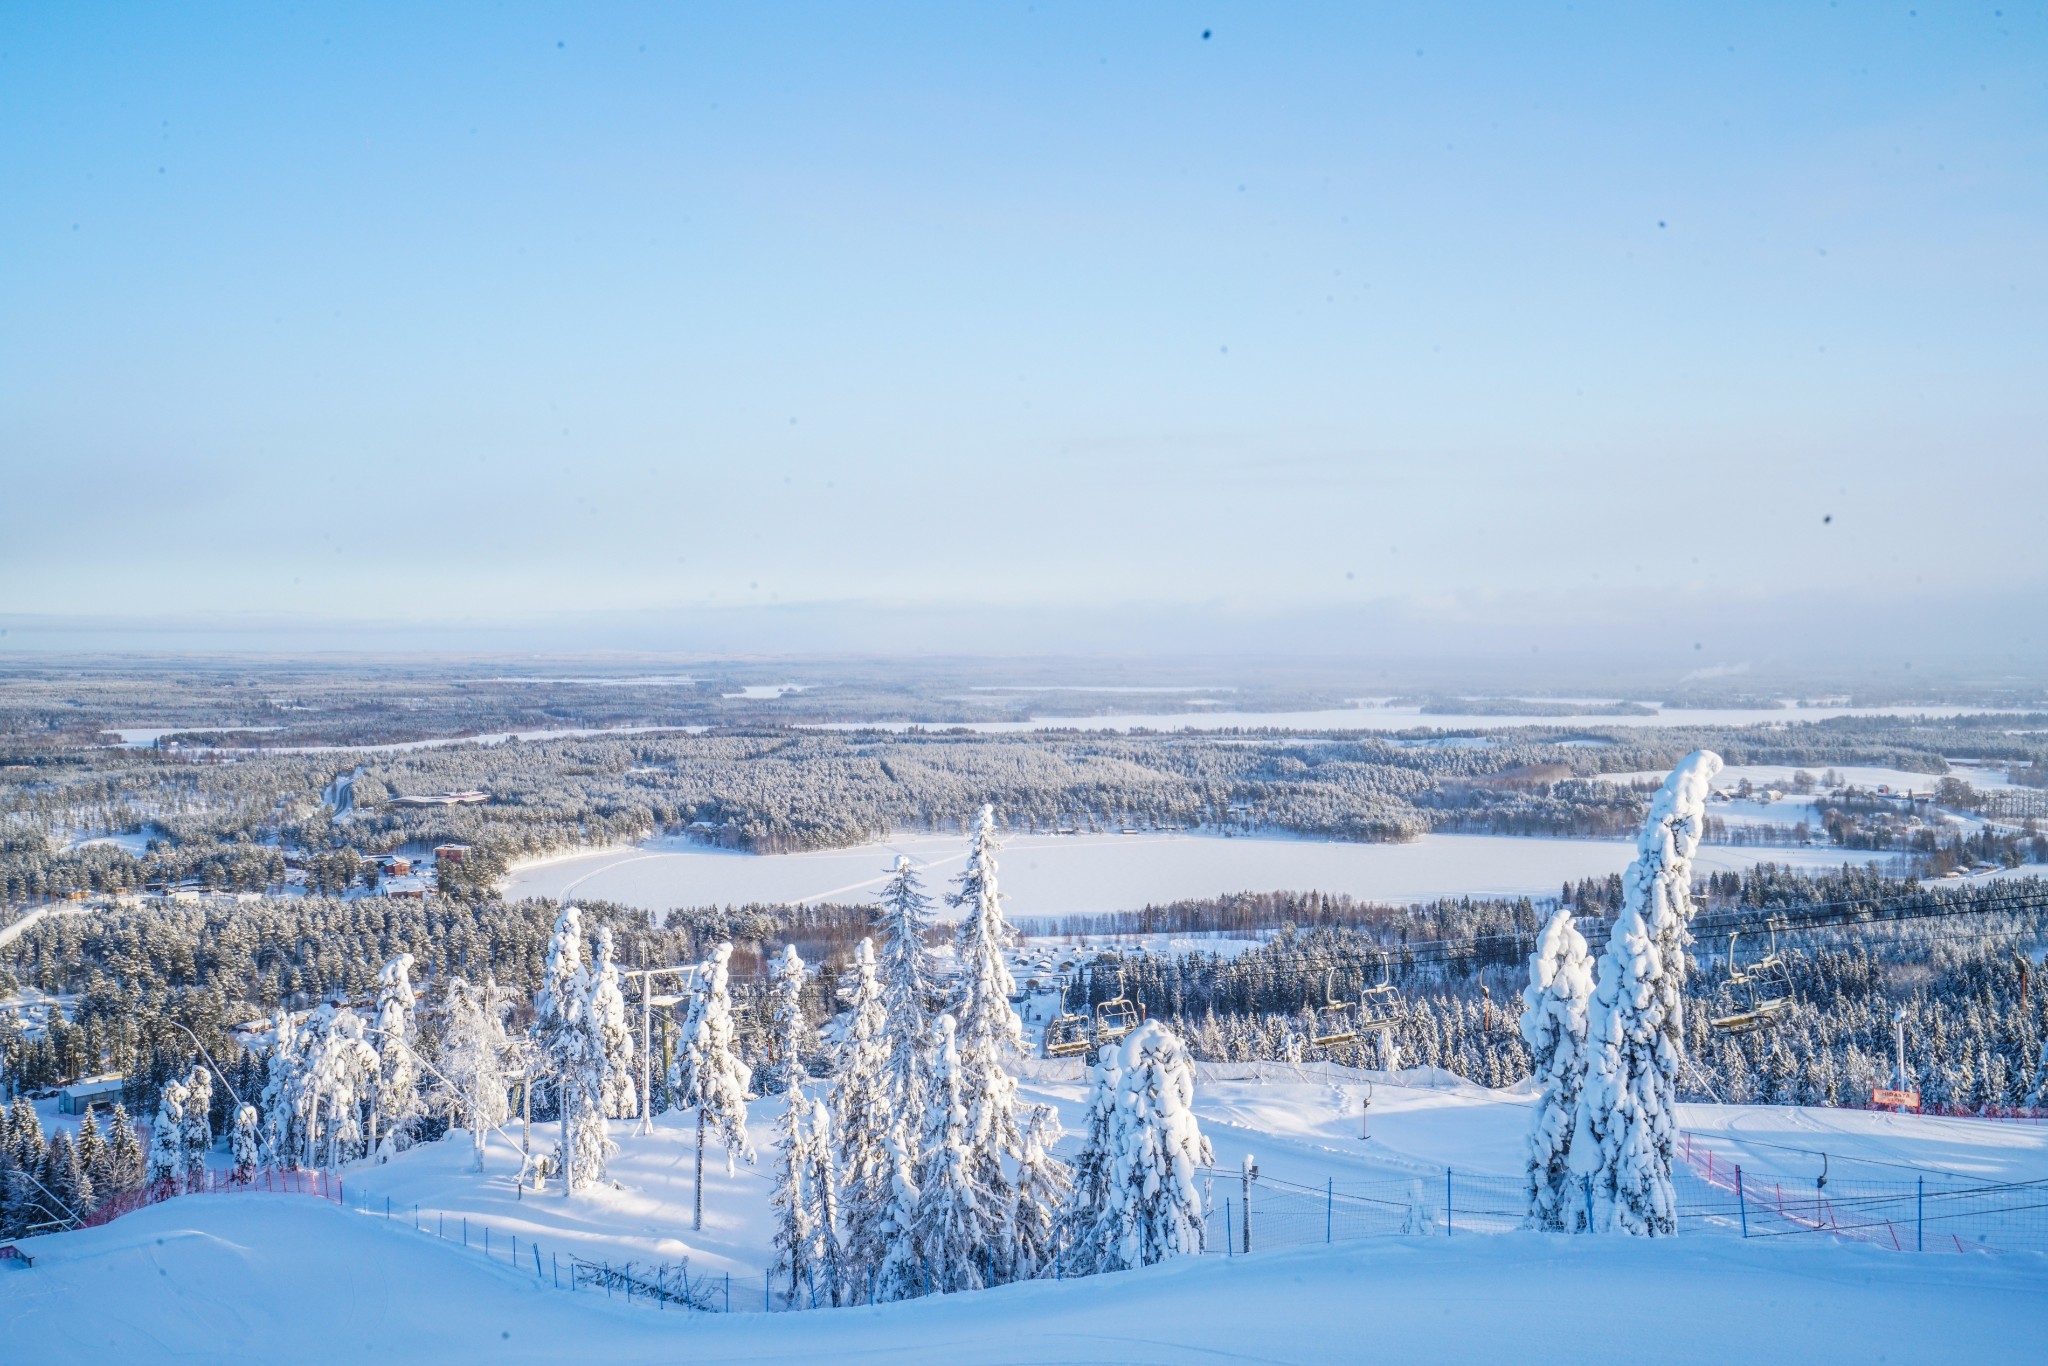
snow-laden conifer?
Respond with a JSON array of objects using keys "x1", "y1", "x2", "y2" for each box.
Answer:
[
  {"x1": 231, "y1": 1103, "x2": 261, "y2": 1183},
  {"x1": 1572, "y1": 750, "x2": 1721, "y2": 1236},
  {"x1": 147, "y1": 1080, "x2": 188, "y2": 1189},
  {"x1": 908, "y1": 1014, "x2": 997, "y2": 1293},
  {"x1": 875, "y1": 855, "x2": 938, "y2": 1139},
  {"x1": 372, "y1": 953, "x2": 421, "y2": 1158},
  {"x1": 310, "y1": 1009, "x2": 378, "y2": 1168},
  {"x1": 672, "y1": 940, "x2": 756, "y2": 1230},
  {"x1": 587, "y1": 927, "x2": 638, "y2": 1120},
  {"x1": 1521, "y1": 906, "x2": 1593, "y2": 1230},
  {"x1": 770, "y1": 943, "x2": 823, "y2": 1303},
  {"x1": 536, "y1": 904, "x2": 604, "y2": 1192},
  {"x1": 181, "y1": 1064, "x2": 214, "y2": 1187},
  {"x1": 1097, "y1": 1021, "x2": 1212, "y2": 1270},
  {"x1": 438, "y1": 975, "x2": 516, "y2": 1172},
  {"x1": 104, "y1": 1104, "x2": 145, "y2": 1194},
  {"x1": 947, "y1": 803, "x2": 1025, "y2": 1259},
  {"x1": 869, "y1": 1130, "x2": 923, "y2": 1303},
  {"x1": 1010, "y1": 1103, "x2": 1074, "y2": 1278},
  {"x1": 1063, "y1": 1044, "x2": 1123, "y2": 1273},
  {"x1": 806, "y1": 1096, "x2": 845, "y2": 1306},
  {"x1": 832, "y1": 938, "x2": 898, "y2": 1299},
  {"x1": 259, "y1": 1007, "x2": 307, "y2": 1168}
]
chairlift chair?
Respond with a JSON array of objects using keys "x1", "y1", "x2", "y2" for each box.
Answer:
[
  {"x1": 1093, "y1": 996, "x2": 1141, "y2": 1048},
  {"x1": 1311, "y1": 971, "x2": 1358, "y2": 1049},
  {"x1": 1355, "y1": 952, "x2": 1405, "y2": 1034},
  {"x1": 1041, "y1": 1012, "x2": 1093, "y2": 1058},
  {"x1": 1708, "y1": 929, "x2": 1799, "y2": 1034}
]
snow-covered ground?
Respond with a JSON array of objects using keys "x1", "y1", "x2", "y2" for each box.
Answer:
[
  {"x1": 502, "y1": 829, "x2": 1890, "y2": 917},
  {"x1": 10, "y1": 1072, "x2": 2046, "y2": 1363}
]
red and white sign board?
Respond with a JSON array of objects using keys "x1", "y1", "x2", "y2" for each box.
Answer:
[{"x1": 1872, "y1": 1087, "x2": 1921, "y2": 1109}]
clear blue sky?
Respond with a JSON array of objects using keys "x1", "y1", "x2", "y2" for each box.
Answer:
[{"x1": 2, "y1": 3, "x2": 2043, "y2": 659}]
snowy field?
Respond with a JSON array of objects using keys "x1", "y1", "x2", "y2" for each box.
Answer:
[
  {"x1": 502, "y1": 829, "x2": 1890, "y2": 917},
  {"x1": 10, "y1": 1072, "x2": 2047, "y2": 1363},
  {"x1": 808, "y1": 703, "x2": 2013, "y2": 734}
]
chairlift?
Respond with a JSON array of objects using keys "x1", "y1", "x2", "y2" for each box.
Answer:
[
  {"x1": 1356, "y1": 951, "x2": 1405, "y2": 1033},
  {"x1": 1311, "y1": 971, "x2": 1358, "y2": 1050},
  {"x1": 1041, "y1": 1012, "x2": 1093, "y2": 1058},
  {"x1": 1093, "y1": 995, "x2": 1141, "y2": 1047},
  {"x1": 1708, "y1": 929, "x2": 1799, "y2": 1034}
]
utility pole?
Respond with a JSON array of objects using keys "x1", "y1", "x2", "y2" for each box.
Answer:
[
  {"x1": 621, "y1": 965, "x2": 701, "y2": 1136},
  {"x1": 1893, "y1": 1006, "x2": 1909, "y2": 1096}
]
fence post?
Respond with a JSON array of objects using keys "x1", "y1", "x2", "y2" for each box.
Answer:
[
  {"x1": 1735, "y1": 1167, "x2": 1747, "y2": 1238},
  {"x1": 1445, "y1": 1169, "x2": 1452, "y2": 1237},
  {"x1": 463, "y1": 1216, "x2": 468, "y2": 1248},
  {"x1": 1225, "y1": 1198, "x2": 1234, "y2": 1257},
  {"x1": 1242, "y1": 1154, "x2": 1255, "y2": 1254},
  {"x1": 1916, "y1": 1176, "x2": 1924, "y2": 1252},
  {"x1": 484, "y1": 1227, "x2": 489, "y2": 1258},
  {"x1": 1583, "y1": 1174, "x2": 1594, "y2": 1233},
  {"x1": 554, "y1": 1252, "x2": 560, "y2": 1289},
  {"x1": 385, "y1": 1196, "x2": 390, "y2": 1220},
  {"x1": 1326, "y1": 1178, "x2": 1333, "y2": 1243},
  {"x1": 765, "y1": 1268, "x2": 770, "y2": 1311},
  {"x1": 724, "y1": 1272, "x2": 730, "y2": 1312}
]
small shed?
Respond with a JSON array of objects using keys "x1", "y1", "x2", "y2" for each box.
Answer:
[{"x1": 59, "y1": 1074, "x2": 126, "y2": 1115}]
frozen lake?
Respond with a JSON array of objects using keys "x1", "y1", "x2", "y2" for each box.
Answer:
[
  {"x1": 501, "y1": 828, "x2": 1888, "y2": 918},
  {"x1": 805, "y1": 703, "x2": 2012, "y2": 734}
]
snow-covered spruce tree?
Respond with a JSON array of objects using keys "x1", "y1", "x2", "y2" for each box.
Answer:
[
  {"x1": 875, "y1": 856, "x2": 939, "y2": 1139},
  {"x1": 438, "y1": 975, "x2": 515, "y2": 1172},
  {"x1": 1011, "y1": 1103, "x2": 1074, "y2": 1278},
  {"x1": 311, "y1": 1009, "x2": 379, "y2": 1169},
  {"x1": 805, "y1": 1096, "x2": 845, "y2": 1306},
  {"x1": 75, "y1": 1105, "x2": 105, "y2": 1198},
  {"x1": 231, "y1": 1104, "x2": 260, "y2": 1183},
  {"x1": 771, "y1": 945, "x2": 822, "y2": 1304},
  {"x1": 181, "y1": 1064, "x2": 214, "y2": 1188},
  {"x1": 588, "y1": 927, "x2": 638, "y2": 1121},
  {"x1": 147, "y1": 1080, "x2": 188, "y2": 1190},
  {"x1": 259, "y1": 1007, "x2": 307, "y2": 1168},
  {"x1": 909, "y1": 1014, "x2": 998, "y2": 1294},
  {"x1": 1521, "y1": 906, "x2": 1593, "y2": 1231},
  {"x1": 671, "y1": 941, "x2": 756, "y2": 1231},
  {"x1": 536, "y1": 904, "x2": 607, "y2": 1193},
  {"x1": 833, "y1": 938, "x2": 899, "y2": 1300},
  {"x1": 1062, "y1": 1044, "x2": 1124, "y2": 1274},
  {"x1": 947, "y1": 803, "x2": 1026, "y2": 1273},
  {"x1": 1098, "y1": 1021, "x2": 1213, "y2": 1271},
  {"x1": 104, "y1": 1104, "x2": 145, "y2": 1195},
  {"x1": 870, "y1": 1130, "x2": 924, "y2": 1303},
  {"x1": 372, "y1": 953, "x2": 421, "y2": 1159},
  {"x1": 1572, "y1": 750, "x2": 1722, "y2": 1236}
]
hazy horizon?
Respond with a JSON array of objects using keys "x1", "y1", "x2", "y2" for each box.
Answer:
[{"x1": 5, "y1": 4, "x2": 2043, "y2": 663}]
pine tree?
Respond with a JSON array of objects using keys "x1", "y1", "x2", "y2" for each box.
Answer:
[
  {"x1": 309, "y1": 1009, "x2": 378, "y2": 1169},
  {"x1": 1522, "y1": 907, "x2": 1593, "y2": 1231},
  {"x1": 588, "y1": 927, "x2": 638, "y2": 1120},
  {"x1": 1096, "y1": 1021, "x2": 1212, "y2": 1270},
  {"x1": 671, "y1": 941, "x2": 755, "y2": 1231},
  {"x1": 909, "y1": 1014, "x2": 997, "y2": 1294},
  {"x1": 42, "y1": 1129, "x2": 90, "y2": 1222},
  {"x1": 948, "y1": 804, "x2": 1025, "y2": 1272},
  {"x1": 372, "y1": 953, "x2": 421, "y2": 1159},
  {"x1": 832, "y1": 938, "x2": 898, "y2": 1300},
  {"x1": 1573, "y1": 750, "x2": 1721, "y2": 1236}
]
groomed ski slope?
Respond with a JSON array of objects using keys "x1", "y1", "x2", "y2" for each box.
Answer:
[
  {"x1": 7, "y1": 1193, "x2": 2044, "y2": 1364},
  {"x1": 8, "y1": 1071, "x2": 2047, "y2": 1363}
]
